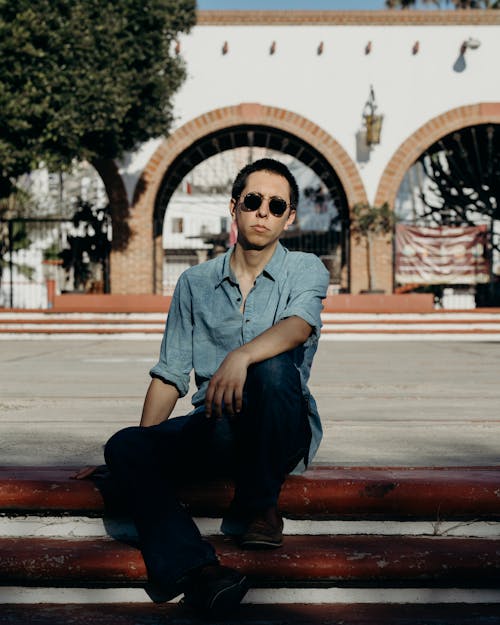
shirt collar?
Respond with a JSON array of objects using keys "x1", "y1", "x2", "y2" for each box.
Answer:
[
  {"x1": 216, "y1": 243, "x2": 287, "y2": 287},
  {"x1": 216, "y1": 246, "x2": 236, "y2": 287},
  {"x1": 262, "y1": 242, "x2": 287, "y2": 281}
]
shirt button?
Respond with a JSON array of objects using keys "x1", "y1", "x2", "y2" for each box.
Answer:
[
  {"x1": 236, "y1": 297, "x2": 241, "y2": 302},
  {"x1": 245, "y1": 319, "x2": 250, "y2": 323}
]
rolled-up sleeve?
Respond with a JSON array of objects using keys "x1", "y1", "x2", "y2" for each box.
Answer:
[
  {"x1": 149, "y1": 273, "x2": 193, "y2": 397},
  {"x1": 279, "y1": 254, "x2": 329, "y2": 337}
]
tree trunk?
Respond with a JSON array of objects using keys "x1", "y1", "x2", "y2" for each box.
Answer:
[
  {"x1": 91, "y1": 158, "x2": 131, "y2": 253},
  {"x1": 367, "y1": 231, "x2": 375, "y2": 292}
]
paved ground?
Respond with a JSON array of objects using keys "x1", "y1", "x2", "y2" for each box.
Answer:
[{"x1": 0, "y1": 338, "x2": 499, "y2": 467}]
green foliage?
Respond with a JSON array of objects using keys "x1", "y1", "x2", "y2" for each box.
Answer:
[
  {"x1": 6, "y1": 220, "x2": 31, "y2": 254},
  {"x1": 0, "y1": 218, "x2": 33, "y2": 286},
  {"x1": 60, "y1": 199, "x2": 111, "y2": 291},
  {"x1": 0, "y1": 0, "x2": 196, "y2": 197},
  {"x1": 351, "y1": 203, "x2": 395, "y2": 238},
  {"x1": 0, "y1": 186, "x2": 35, "y2": 218},
  {"x1": 42, "y1": 242, "x2": 61, "y2": 261}
]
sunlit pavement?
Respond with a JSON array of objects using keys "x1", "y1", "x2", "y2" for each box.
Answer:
[{"x1": 1, "y1": 339, "x2": 499, "y2": 467}]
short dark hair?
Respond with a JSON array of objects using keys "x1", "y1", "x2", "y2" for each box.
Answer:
[{"x1": 231, "y1": 158, "x2": 299, "y2": 210}]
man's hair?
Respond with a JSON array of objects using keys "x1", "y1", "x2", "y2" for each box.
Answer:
[{"x1": 231, "y1": 158, "x2": 299, "y2": 210}]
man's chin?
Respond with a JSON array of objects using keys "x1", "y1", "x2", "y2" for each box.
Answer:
[
  {"x1": 237, "y1": 234, "x2": 278, "y2": 252},
  {"x1": 238, "y1": 239, "x2": 270, "y2": 252}
]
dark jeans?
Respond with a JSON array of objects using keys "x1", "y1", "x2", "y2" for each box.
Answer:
[{"x1": 104, "y1": 351, "x2": 311, "y2": 593}]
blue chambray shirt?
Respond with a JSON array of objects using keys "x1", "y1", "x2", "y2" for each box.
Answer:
[{"x1": 150, "y1": 242, "x2": 329, "y2": 469}]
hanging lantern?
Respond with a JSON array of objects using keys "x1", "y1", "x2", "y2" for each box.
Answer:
[{"x1": 363, "y1": 85, "x2": 384, "y2": 146}]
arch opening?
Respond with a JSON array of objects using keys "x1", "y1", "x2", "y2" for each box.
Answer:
[
  {"x1": 153, "y1": 124, "x2": 350, "y2": 295},
  {"x1": 394, "y1": 123, "x2": 500, "y2": 307}
]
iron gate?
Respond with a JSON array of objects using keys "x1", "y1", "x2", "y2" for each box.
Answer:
[{"x1": 0, "y1": 218, "x2": 74, "y2": 309}]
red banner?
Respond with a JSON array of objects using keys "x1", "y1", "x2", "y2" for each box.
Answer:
[{"x1": 395, "y1": 224, "x2": 490, "y2": 285}]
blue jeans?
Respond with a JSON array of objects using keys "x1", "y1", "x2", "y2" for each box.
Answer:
[{"x1": 104, "y1": 352, "x2": 311, "y2": 594}]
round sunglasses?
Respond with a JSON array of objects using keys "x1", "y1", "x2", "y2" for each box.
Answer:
[{"x1": 239, "y1": 192, "x2": 289, "y2": 217}]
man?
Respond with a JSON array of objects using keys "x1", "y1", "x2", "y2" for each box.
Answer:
[{"x1": 103, "y1": 158, "x2": 329, "y2": 616}]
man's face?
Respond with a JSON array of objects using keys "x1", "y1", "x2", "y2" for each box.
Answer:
[{"x1": 230, "y1": 170, "x2": 296, "y2": 250}]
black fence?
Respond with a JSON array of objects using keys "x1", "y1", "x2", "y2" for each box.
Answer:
[
  {"x1": 0, "y1": 218, "x2": 86, "y2": 309},
  {"x1": 190, "y1": 227, "x2": 347, "y2": 295},
  {"x1": 1, "y1": 219, "x2": 346, "y2": 308},
  {"x1": 280, "y1": 228, "x2": 347, "y2": 289}
]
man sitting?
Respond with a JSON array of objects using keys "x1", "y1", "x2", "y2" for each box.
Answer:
[{"x1": 100, "y1": 158, "x2": 329, "y2": 616}]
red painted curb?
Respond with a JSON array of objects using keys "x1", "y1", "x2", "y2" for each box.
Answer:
[
  {"x1": 0, "y1": 535, "x2": 499, "y2": 586},
  {"x1": 1, "y1": 467, "x2": 499, "y2": 520}
]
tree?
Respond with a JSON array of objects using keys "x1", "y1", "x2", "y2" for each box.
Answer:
[
  {"x1": 351, "y1": 203, "x2": 395, "y2": 292},
  {"x1": 0, "y1": 189, "x2": 35, "y2": 303},
  {"x1": 0, "y1": 0, "x2": 196, "y2": 201},
  {"x1": 386, "y1": 0, "x2": 499, "y2": 8}
]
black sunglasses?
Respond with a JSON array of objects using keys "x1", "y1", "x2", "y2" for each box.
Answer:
[{"x1": 239, "y1": 192, "x2": 289, "y2": 217}]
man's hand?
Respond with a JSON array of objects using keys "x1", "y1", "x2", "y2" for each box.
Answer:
[
  {"x1": 205, "y1": 349, "x2": 251, "y2": 419},
  {"x1": 204, "y1": 317, "x2": 311, "y2": 419},
  {"x1": 72, "y1": 466, "x2": 102, "y2": 480}
]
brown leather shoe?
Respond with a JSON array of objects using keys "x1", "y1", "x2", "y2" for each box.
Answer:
[{"x1": 239, "y1": 506, "x2": 284, "y2": 549}]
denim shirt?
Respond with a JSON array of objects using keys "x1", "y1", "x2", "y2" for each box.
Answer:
[{"x1": 150, "y1": 243, "x2": 330, "y2": 467}]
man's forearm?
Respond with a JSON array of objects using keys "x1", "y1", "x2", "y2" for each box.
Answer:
[
  {"x1": 238, "y1": 316, "x2": 312, "y2": 366},
  {"x1": 140, "y1": 377, "x2": 180, "y2": 427},
  {"x1": 204, "y1": 316, "x2": 312, "y2": 417}
]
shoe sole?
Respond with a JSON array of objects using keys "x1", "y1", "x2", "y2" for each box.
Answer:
[
  {"x1": 239, "y1": 538, "x2": 283, "y2": 549},
  {"x1": 206, "y1": 575, "x2": 249, "y2": 617}
]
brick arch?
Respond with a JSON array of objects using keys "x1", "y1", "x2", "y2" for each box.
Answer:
[
  {"x1": 110, "y1": 103, "x2": 368, "y2": 294},
  {"x1": 136, "y1": 102, "x2": 367, "y2": 213},
  {"x1": 375, "y1": 102, "x2": 500, "y2": 208}
]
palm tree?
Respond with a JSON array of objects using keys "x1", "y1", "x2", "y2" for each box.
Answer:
[{"x1": 59, "y1": 199, "x2": 111, "y2": 292}]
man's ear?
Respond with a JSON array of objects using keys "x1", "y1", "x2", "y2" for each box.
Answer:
[
  {"x1": 284, "y1": 209, "x2": 296, "y2": 230},
  {"x1": 229, "y1": 198, "x2": 237, "y2": 219}
]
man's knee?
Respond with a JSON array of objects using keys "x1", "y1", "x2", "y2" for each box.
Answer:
[
  {"x1": 104, "y1": 426, "x2": 145, "y2": 468},
  {"x1": 247, "y1": 352, "x2": 300, "y2": 396}
]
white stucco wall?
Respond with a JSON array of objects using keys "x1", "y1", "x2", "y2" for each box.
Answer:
[{"x1": 122, "y1": 16, "x2": 499, "y2": 206}]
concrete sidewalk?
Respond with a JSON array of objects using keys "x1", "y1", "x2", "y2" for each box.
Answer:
[{"x1": 0, "y1": 339, "x2": 499, "y2": 467}]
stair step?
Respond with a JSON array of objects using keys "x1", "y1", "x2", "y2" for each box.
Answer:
[
  {"x1": 0, "y1": 318, "x2": 165, "y2": 325},
  {"x1": 0, "y1": 328, "x2": 163, "y2": 334},
  {"x1": 1, "y1": 466, "x2": 499, "y2": 521},
  {"x1": 2, "y1": 467, "x2": 499, "y2": 613},
  {"x1": 2, "y1": 327, "x2": 500, "y2": 336},
  {"x1": 1, "y1": 603, "x2": 500, "y2": 625},
  {"x1": 1, "y1": 535, "x2": 499, "y2": 587},
  {"x1": 2, "y1": 516, "x2": 498, "y2": 539},
  {"x1": 2, "y1": 312, "x2": 500, "y2": 338},
  {"x1": 2, "y1": 318, "x2": 500, "y2": 326},
  {"x1": 2, "y1": 587, "x2": 500, "y2": 606}
]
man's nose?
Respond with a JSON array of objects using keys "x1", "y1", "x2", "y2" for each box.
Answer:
[{"x1": 256, "y1": 198, "x2": 271, "y2": 217}]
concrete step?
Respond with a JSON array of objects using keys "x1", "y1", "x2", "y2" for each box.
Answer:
[
  {"x1": 2, "y1": 466, "x2": 500, "y2": 521},
  {"x1": 2, "y1": 602, "x2": 500, "y2": 624},
  {"x1": 1, "y1": 311, "x2": 500, "y2": 338}
]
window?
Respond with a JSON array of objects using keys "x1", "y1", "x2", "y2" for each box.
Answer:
[{"x1": 171, "y1": 217, "x2": 184, "y2": 234}]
